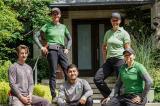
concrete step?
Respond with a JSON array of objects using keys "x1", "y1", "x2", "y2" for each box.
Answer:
[
  {"x1": 50, "y1": 103, "x2": 160, "y2": 106},
  {"x1": 93, "y1": 103, "x2": 160, "y2": 106}
]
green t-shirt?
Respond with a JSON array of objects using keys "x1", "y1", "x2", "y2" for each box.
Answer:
[
  {"x1": 103, "y1": 27, "x2": 130, "y2": 59},
  {"x1": 119, "y1": 61, "x2": 148, "y2": 94},
  {"x1": 41, "y1": 22, "x2": 70, "y2": 46}
]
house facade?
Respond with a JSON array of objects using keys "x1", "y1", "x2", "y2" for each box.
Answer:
[{"x1": 34, "y1": 0, "x2": 159, "y2": 77}]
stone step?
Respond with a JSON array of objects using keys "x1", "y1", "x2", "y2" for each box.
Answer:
[
  {"x1": 50, "y1": 103, "x2": 160, "y2": 106},
  {"x1": 42, "y1": 77, "x2": 116, "y2": 85},
  {"x1": 94, "y1": 103, "x2": 160, "y2": 106}
]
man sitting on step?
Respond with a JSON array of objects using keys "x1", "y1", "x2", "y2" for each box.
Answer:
[{"x1": 57, "y1": 64, "x2": 93, "y2": 106}]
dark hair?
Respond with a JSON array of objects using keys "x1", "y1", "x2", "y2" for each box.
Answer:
[
  {"x1": 67, "y1": 64, "x2": 78, "y2": 72},
  {"x1": 16, "y1": 45, "x2": 29, "y2": 55}
]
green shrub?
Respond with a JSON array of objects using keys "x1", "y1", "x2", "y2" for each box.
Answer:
[
  {"x1": 149, "y1": 68, "x2": 160, "y2": 102},
  {"x1": 0, "y1": 60, "x2": 12, "y2": 82},
  {"x1": 150, "y1": 68, "x2": 160, "y2": 92},
  {"x1": 33, "y1": 84, "x2": 52, "y2": 102},
  {"x1": 154, "y1": 92, "x2": 160, "y2": 102},
  {"x1": 0, "y1": 82, "x2": 10, "y2": 104}
]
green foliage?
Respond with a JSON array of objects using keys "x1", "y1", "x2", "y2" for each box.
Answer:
[
  {"x1": 149, "y1": 68, "x2": 160, "y2": 102},
  {"x1": 154, "y1": 92, "x2": 160, "y2": 102},
  {"x1": 33, "y1": 84, "x2": 52, "y2": 102},
  {"x1": 0, "y1": 0, "x2": 23, "y2": 61},
  {"x1": 0, "y1": 81, "x2": 10, "y2": 104},
  {"x1": 0, "y1": 0, "x2": 53, "y2": 61},
  {"x1": 124, "y1": 8, "x2": 158, "y2": 70},
  {"x1": 0, "y1": 83, "x2": 53, "y2": 104},
  {"x1": 27, "y1": 57, "x2": 49, "y2": 82},
  {"x1": 150, "y1": 68, "x2": 160, "y2": 92},
  {"x1": 0, "y1": 60, "x2": 12, "y2": 82},
  {"x1": 131, "y1": 34, "x2": 156, "y2": 70}
]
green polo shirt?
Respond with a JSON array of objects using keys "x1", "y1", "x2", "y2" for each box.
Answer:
[
  {"x1": 103, "y1": 27, "x2": 130, "y2": 59},
  {"x1": 41, "y1": 22, "x2": 70, "y2": 46},
  {"x1": 119, "y1": 61, "x2": 148, "y2": 95}
]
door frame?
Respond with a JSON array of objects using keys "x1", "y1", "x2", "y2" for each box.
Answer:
[{"x1": 72, "y1": 18, "x2": 110, "y2": 76}]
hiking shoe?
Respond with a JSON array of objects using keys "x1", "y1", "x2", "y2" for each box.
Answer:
[{"x1": 52, "y1": 96, "x2": 58, "y2": 104}]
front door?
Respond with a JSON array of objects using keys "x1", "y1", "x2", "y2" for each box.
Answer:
[{"x1": 72, "y1": 19, "x2": 110, "y2": 76}]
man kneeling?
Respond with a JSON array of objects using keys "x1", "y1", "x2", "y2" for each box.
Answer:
[{"x1": 57, "y1": 64, "x2": 93, "y2": 106}]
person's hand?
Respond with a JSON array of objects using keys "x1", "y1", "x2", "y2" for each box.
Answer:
[
  {"x1": 131, "y1": 95, "x2": 141, "y2": 104},
  {"x1": 64, "y1": 49, "x2": 69, "y2": 54},
  {"x1": 79, "y1": 98, "x2": 86, "y2": 105},
  {"x1": 41, "y1": 47, "x2": 48, "y2": 55},
  {"x1": 27, "y1": 94, "x2": 32, "y2": 103},
  {"x1": 101, "y1": 97, "x2": 110, "y2": 104},
  {"x1": 20, "y1": 96, "x2": 30, "y2": 104}
]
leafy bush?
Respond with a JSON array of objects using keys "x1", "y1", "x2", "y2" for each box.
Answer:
[
  {"x1": 0, "y1": 60, "x2": 12, "y2": 82},
  {"x1": 150, "y1": 68, "x2": 160, "y2": 92},
  {"x1": 0, "y1": 83, "x2": 53, "y2": 104},
  {"x1": 154, "y1": 92, "x2": 160, "y2": 102},
  {"x1": 149, "y1": 68, "x2": 160, "y2": 102},
  {"x1": 0, "y1": 82, "x2": 10, "y2": 104},
  {"x1": 33, "y1": 84, "x2": 52, "y2": 102},
  {"x1": 131, "y1": 35, "x2": 156, "y2": 70}
]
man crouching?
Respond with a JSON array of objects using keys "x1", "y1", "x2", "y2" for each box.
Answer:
[{"x1": 57, "y1": 64, "x2": 93, "y2": 106}]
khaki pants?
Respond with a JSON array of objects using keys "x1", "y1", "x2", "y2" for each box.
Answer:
[{"x1": 9, "y1": 95, "x2": 50, "y2": 106}]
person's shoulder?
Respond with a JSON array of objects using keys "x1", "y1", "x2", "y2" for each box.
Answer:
[
  {"x1": 24, "y1": 63, "x2": 32, "y2": 70},
  {"x1": 120, "y1": 27, "x2": 129, "y2": 34},
  {"x1": 9, "y1": 63, "x2": 16, "y2": 69},
  {"x1": 106, "y1": 29, "x2": 112, "y2": 33},
  {"x1": 134, "y1": 61, "x2": 143, "y2": 66},
  {"x1": 134, "y1": 61, "x2": 145, "y2": 69},
  {"x1": 59, "y1": 23, "x2": 67, "y2": 28},
  {"x1": 8, "y1": 62, "x2": 17, "y2": 72},
  {"x1": 60, "y1": 82, "x2": 68, "y2": 89},
  {"x1": 78, "y1": 78, "x2": 89, "y2": 84},
  {"x1": 119, "y1": 64, "x2": 127, "y2": 72}
]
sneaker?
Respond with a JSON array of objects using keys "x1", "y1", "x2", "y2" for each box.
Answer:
[{"x1": 52, "y1": 96, "x2": 58, "y2": 104}]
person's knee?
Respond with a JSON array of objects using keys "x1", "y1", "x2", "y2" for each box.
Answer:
[
  {"x1": 93, "y1": 72, "x2": 103, "y2": 84},
  {"x1": 103, "y1": 97, "x2": 120, "y2": 106},
  {"x1": 86, "y1": 96, "x2": 93, "y2": 104},
  {"x1": 57, "y1": 98, "x2": 66, "y2": 106}
]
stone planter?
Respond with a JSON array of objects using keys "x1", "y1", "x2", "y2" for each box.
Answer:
[{"x1": 147, "y1": 88, "x2": 155, "y2": 103}]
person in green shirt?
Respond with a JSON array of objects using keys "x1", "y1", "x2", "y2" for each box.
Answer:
[
  {"x1": 102, "y1": 48, "x2": 153, "y2": 106},
  {"x1": 94, "y1": 12, "x2": 131, "y2": 102},
  {"x1": 34, "y1": 7, "x2": 72, "y2": 103}
]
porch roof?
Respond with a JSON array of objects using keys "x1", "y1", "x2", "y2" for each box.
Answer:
[
  {"x1": 50, "y1": 0, "x2": 154, "y2": 7},
  {"x1": 49, "y1": 0, "x2": 155, "y2": 11}
]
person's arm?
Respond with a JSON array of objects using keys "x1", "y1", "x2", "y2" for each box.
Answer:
[
  {"x1": 28, "y1": 67, "x2": 34, "y2": 96},
  {"x1": 64, "y1": 26, "x2": 72, "y2": 49},
  {"x1": 8, "y1": 65, "x2": 22, "y2": 98},
  {"x1": 102, "y1": 44, "x2": 107, "y2": 63},
  {"x1": 139, "y1": 66, "x2": 153, "y2": 99},
  {"x1": 58, "y1": 85, "x2": 66, "y2": 102},
  {"x1": 113, "y1": 75, "x2": 123, "y2": 97},
  {"x1": 123, "y1": 30, "x2": 131, "y2": 49},
  {"x1": 81, "y1": 80, "x2": 93, "y2": 100},
  {"x1": 102, "y1": 31, "x2": 108, "y2": 63},
  {"x1": 34, "y1": 31, "x2": 48, "y2": 55},
  {"x1": 34, "y1": 31, "x2": 44, "y2": 49}
]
